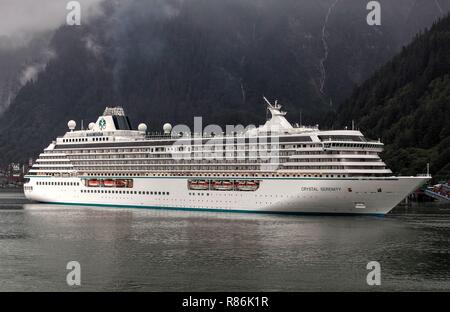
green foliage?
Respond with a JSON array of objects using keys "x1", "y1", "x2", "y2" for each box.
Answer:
[{"x1": 336, "y1": 14, "x2": 450, "y2": 181}]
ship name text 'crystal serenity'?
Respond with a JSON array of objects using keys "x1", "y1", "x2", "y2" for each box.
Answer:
[{"x1": 24, "y1": 99, "x2": 430, "y2": 215}]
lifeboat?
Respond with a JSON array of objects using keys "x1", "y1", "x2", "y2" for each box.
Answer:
[
  {"x1": 103, "y1": 179, "x2": 116, "y2": 187},
  {"x1": 115, "y1": 179, "x2": 126, "y2": 188},
  {"x1": 236, "y1": 180, "x2": 259, "y2": 191},
  {"x1": 212, "y1": 180, "x2": 233, "y2": 191},
  {"x1": 87, "y1": 179, "x2": 99, "y2": 187},
  {"x1": 188, "y1": 180, "x2": 209, "y2": 190}
]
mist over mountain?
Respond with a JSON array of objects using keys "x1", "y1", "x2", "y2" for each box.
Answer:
[
  {"x1": 334, "y1": 14, "x2": 450, "y2": 180},
  {"x1": 0, "y1": 32, "x2": 54, "y2": 114},
  {"x1": 0, "y1": 0, "x2": 449, "y2": 166}
]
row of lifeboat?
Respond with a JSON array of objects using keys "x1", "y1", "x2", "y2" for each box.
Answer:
[
  {"x1": 188, "y1": 180, "x2": 260, "y2": 191},
  {"x1": 86, "y1": 179, "x2": 133, "y2": 188}
]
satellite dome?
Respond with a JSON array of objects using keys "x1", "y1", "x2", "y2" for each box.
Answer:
[
  {"x1": 163, "y1": 123, "x2": 172, "y2": 134},
  {"x1": 138, "y1": 123, "x2": 147, "y2": 132},
  {"x1": 67, "y1": 120, "x2": 76, "y2": 131},
  {"x1": 88, "y1": 122, "x2": 95, "y2": 130}
]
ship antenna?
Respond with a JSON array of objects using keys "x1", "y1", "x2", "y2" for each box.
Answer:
[
  {"x1": 263, "y1": 96, "x2": 271, "y2": 121},
  {"x1": 263, "y1": 96, "x2": 273, "y2": 108}
]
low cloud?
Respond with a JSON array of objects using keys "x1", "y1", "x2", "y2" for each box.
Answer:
[
  {"x1": 20, "y1": 65, "x2": 43, "y2": 85},
  {"x1": 19, "y1": 48, "x2": 56, "y2": 86},
  {"x1": 0, "y1": 0, "x2": 104, "y2": 48},
  {"x1": 83, "y1": 34, "x2": 103, "y2": 57}
]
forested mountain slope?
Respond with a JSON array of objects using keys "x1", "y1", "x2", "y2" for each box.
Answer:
[{"x1": 335, "y1": 14, "x2": 450, "y2": 180}]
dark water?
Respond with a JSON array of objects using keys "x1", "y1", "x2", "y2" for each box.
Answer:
[{"x1": 1, "y1": 191, "x2": 450, "y2": 291}]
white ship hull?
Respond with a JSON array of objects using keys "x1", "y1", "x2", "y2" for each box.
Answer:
[{"x1": 24, "y1": 176, "x2": 428, "y2": 215}]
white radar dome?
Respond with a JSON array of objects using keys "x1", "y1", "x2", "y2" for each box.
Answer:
[
  {"x1": 138, "y1": 123, "x2": 147, "y2": 132},
  {"x1": 67, "y1": 120, "x2": 76, "y2": 131},
  {"x1": 88, "y1": 122, "x2": 95, "y2": 130},
  {"x1": 163, "y1": 123, "x2": 172, "y2": 134}
]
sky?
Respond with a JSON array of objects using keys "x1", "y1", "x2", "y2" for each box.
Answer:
[{"x1": 0, "y1": 0, "x2": 103, "y2": 38}]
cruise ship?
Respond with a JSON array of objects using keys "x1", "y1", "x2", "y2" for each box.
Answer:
[{"x1": 23, "y1": 100, "x2": 430, "y2": 215}]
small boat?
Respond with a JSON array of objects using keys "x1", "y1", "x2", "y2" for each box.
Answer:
[
  {"x1": 103, "y1": 179, "x2": 116, "y2": 187},
  {"x1": 236, "y1": 180, "x2": 259, "y2": 191},
  {"x1": 212, "y1": 180, "x2": 233, "y2": 191},
  {"x1": 115, "y1": 179, "x2": 127, "y2": 188},
  {"x1": 87, "y1": 179, "x2": 99, "y2": 187},
  {"x1": 424, "y1": 182, "x2": 450, "y2": 202},
  {"x1": 188, "y1": 180, "x2": 209, "y2": 190}
]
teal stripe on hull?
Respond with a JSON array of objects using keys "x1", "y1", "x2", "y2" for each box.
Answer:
[{"x1": 33, "y1": 200, "x2": 386, "y2": 217}]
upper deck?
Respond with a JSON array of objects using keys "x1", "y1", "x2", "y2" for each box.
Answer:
[{"x1": 29, "y1": 102, "x2": 389, "y2": 178}]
